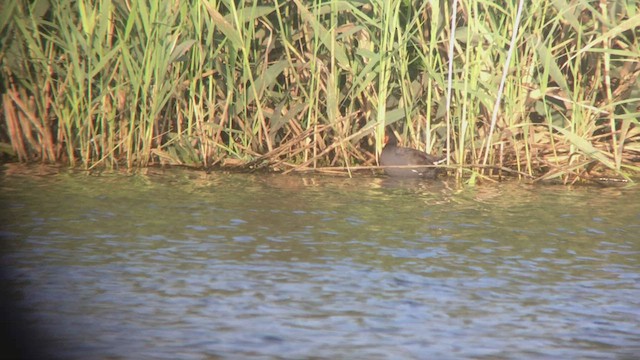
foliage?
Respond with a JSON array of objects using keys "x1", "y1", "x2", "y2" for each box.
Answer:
[{"x1": 1, "y1": 0, "x2": 639, "y2": 183}]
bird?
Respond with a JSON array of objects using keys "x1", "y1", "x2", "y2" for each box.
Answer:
[{"x1": 380, "y1": 130, "x2": 445, "y2": 178}]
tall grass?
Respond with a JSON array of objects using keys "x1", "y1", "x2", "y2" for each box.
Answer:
[{"x1": 1, "y1": 0, "x2": 639, "y2": 183}]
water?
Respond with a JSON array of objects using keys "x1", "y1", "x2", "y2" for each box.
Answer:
[{"x1": 1, "y1": 165, "x2": 639, "y2": 359}]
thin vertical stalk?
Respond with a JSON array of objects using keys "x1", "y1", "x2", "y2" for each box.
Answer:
[
  {"x1": 481, "y1": 0, "x2": 525, "y2": 167},
  {"x1": 444, "y1": 0, "x2": 457, "y2": 166}
]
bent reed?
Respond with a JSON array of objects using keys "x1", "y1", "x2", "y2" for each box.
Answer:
[{"x1": 1, "y1": 0, "x2": 639, "y2": 183}]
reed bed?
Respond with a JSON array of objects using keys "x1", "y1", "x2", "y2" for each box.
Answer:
[{"x1": 1, "y1": 0, "x2": 639, "y2": 183}]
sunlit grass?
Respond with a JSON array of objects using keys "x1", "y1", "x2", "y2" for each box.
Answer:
[{"x1": 1, "y1": 0, "x2": 639, "y2": 183}]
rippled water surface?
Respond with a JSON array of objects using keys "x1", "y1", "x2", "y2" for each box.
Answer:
[{"x1": 1, "y1": 165, "x2": 639, "y2": 359}]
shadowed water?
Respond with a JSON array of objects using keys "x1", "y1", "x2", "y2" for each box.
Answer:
[{"x1": 1, "y1": 165, "x2": 639, "y2": 359}]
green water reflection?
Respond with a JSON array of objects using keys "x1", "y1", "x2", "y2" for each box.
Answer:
[{"x1": 1, "y1": 165, "x2": 639, "y2": 359}]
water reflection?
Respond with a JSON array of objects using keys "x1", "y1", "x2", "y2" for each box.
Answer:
[{"x1": 1, "y1": 165, "x2": 639, "y2": 359}]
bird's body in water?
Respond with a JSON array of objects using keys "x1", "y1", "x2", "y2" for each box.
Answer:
[{"x1": 380, "y1": 131, "x2": 444, "y2": 178}]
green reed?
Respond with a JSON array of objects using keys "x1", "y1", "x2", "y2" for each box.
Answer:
[{"x1": 1, "y1": 0, "x2": 639, "y2": 183}]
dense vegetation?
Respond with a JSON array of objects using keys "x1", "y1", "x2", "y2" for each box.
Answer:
[{"x1": 1, "y1": 0, "x2": 639, "y2": 183}]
